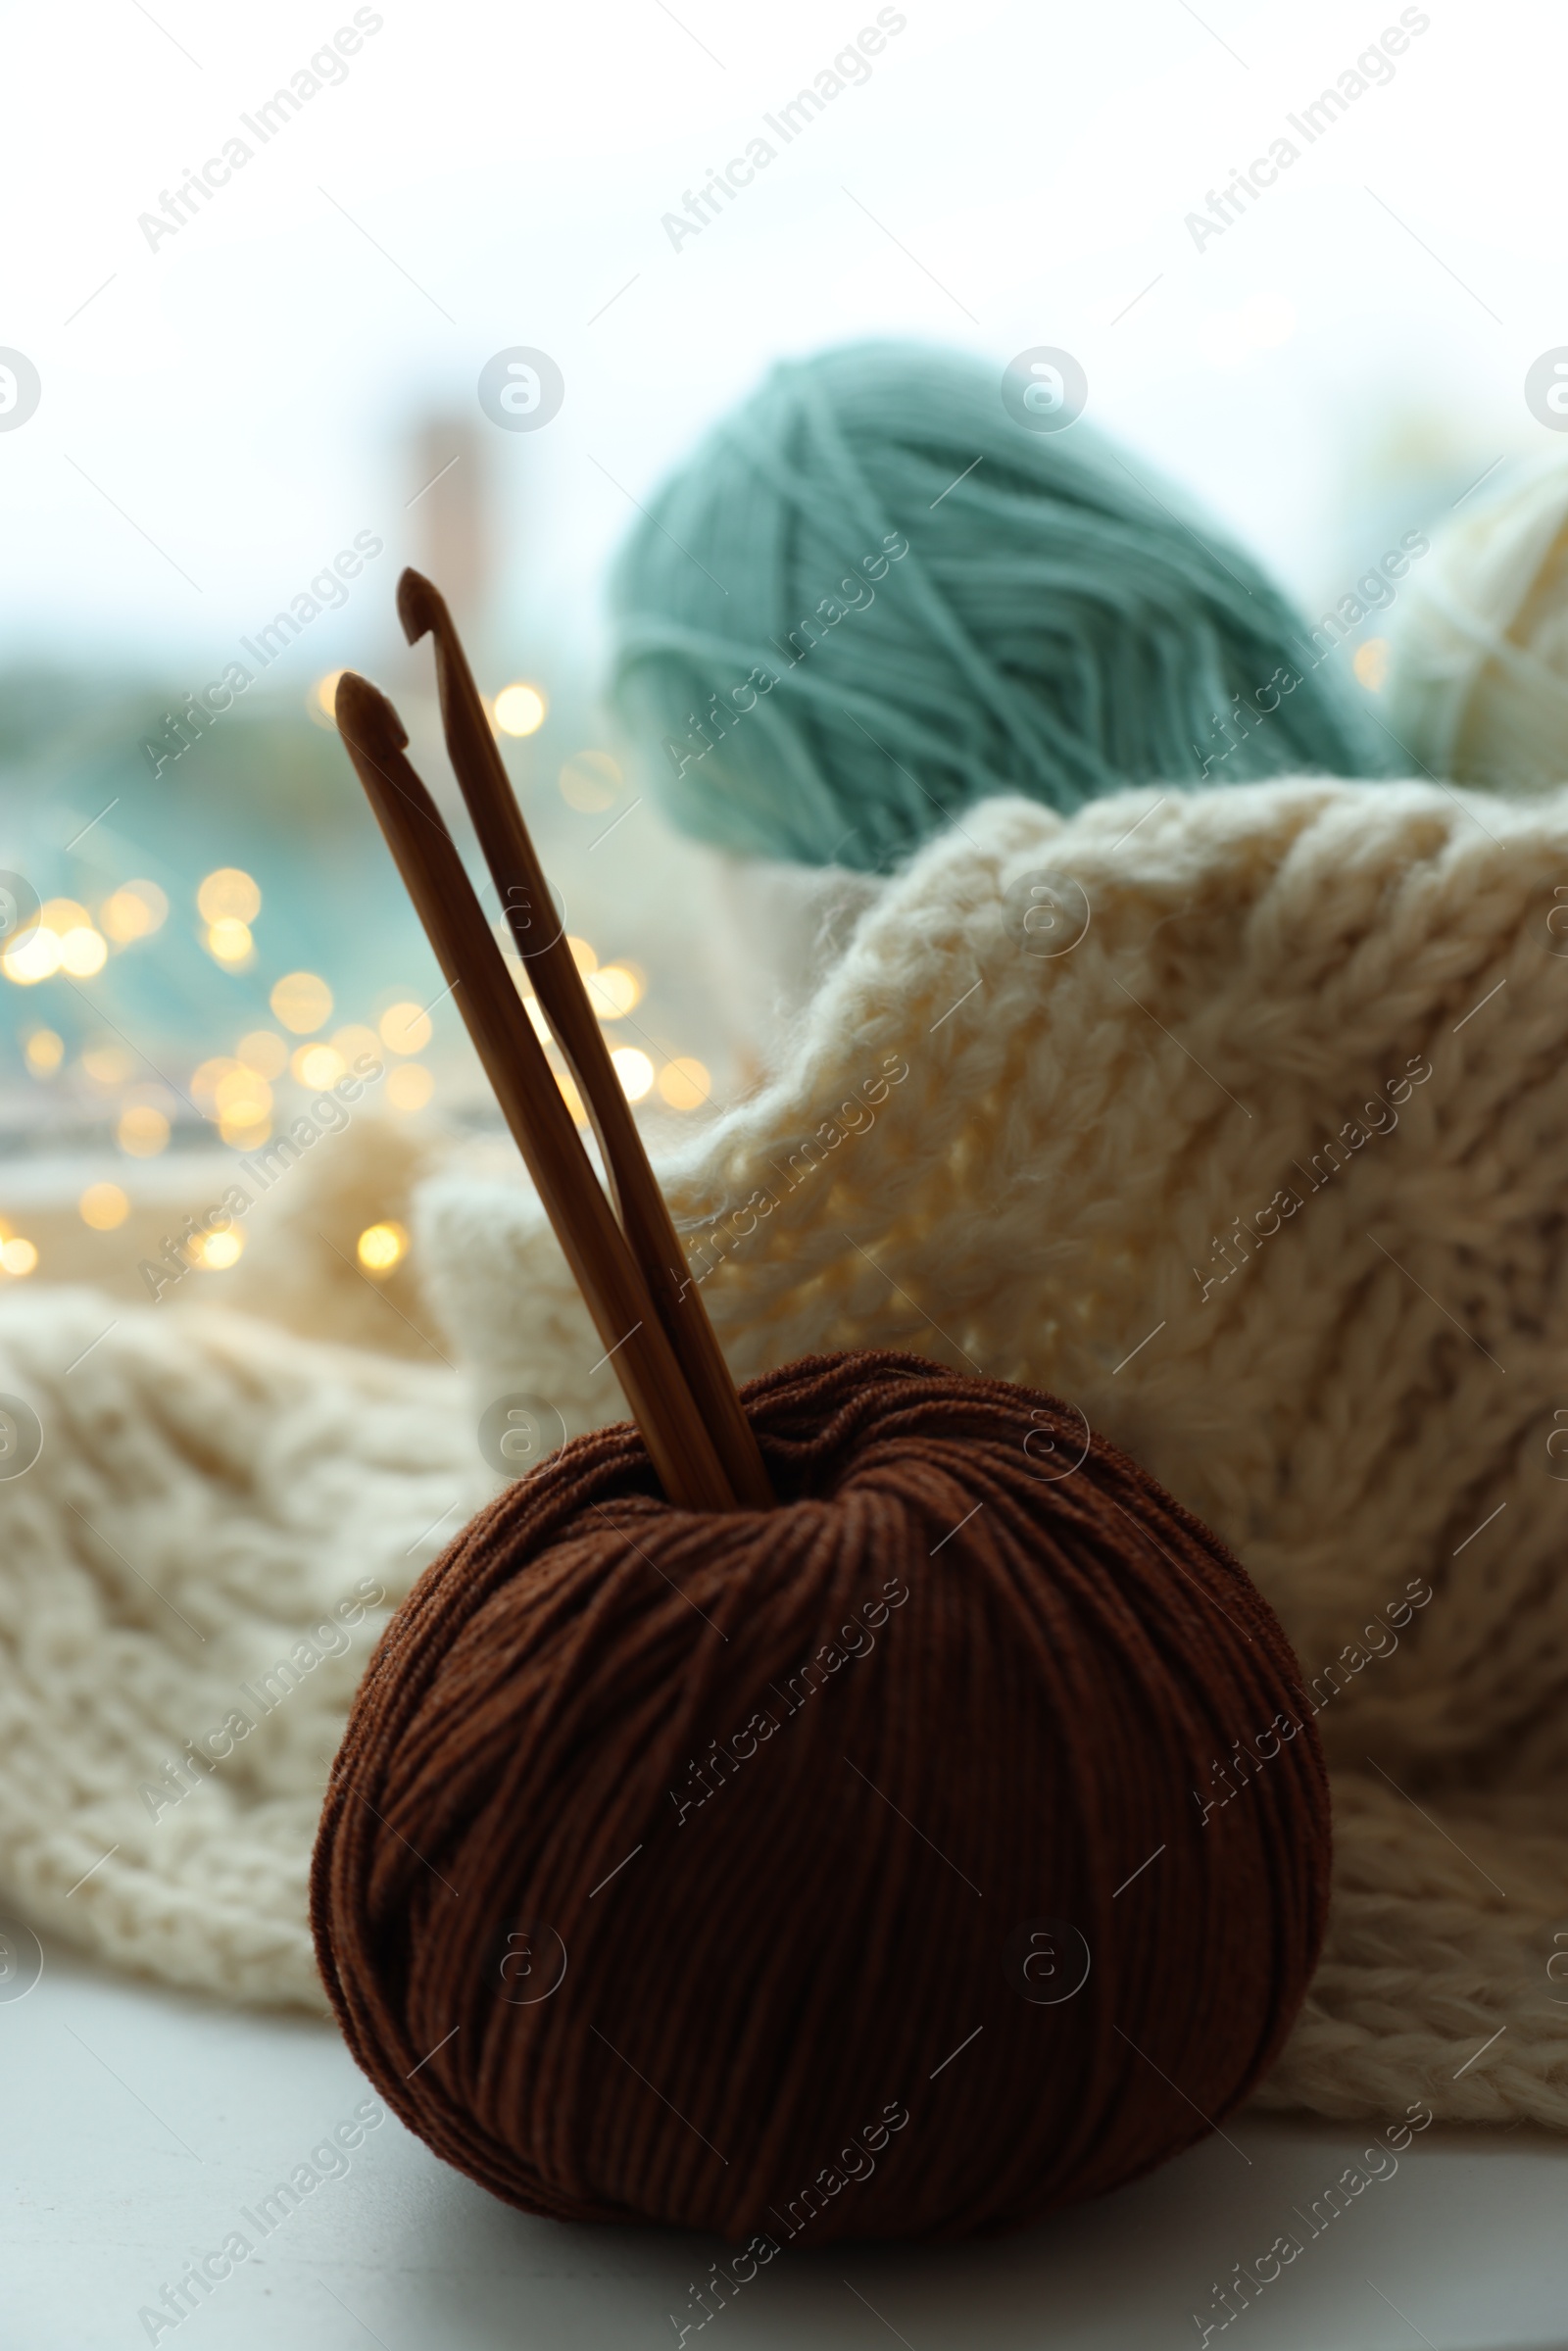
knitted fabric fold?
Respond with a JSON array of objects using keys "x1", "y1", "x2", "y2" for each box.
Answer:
[{"x1": 0, "y1": 1295, "x2": 476, "y2": 2007}]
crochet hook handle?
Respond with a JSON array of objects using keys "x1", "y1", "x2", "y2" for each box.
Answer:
[
  {"x1": 395, "y1": 565, "x2": 773, "y2": 1510},
  {"x1": 333, "y1": 669, "x2": 741, "y2": 1515}
]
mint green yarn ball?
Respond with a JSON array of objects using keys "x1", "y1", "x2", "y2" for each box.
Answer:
[{"x1": 609, "y1": 342, "x2": 1389, "y2": 872}]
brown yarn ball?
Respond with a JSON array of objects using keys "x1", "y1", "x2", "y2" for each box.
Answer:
[{"x1": 311, "y1": 1351, "x2": 1330, "y2": 2243}]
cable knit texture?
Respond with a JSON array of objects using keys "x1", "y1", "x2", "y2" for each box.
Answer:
[
  {"x1": 5, "y1": 777, "x2": 1568, "y2": 2140},
  {"x1": 419, "y1": 780, "x2": 1568, "y2": 2131}
]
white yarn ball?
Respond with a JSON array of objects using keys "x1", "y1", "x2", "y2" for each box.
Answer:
[{"x1": 1387, "y1": 456, "x2": 1568, "y2": 791}]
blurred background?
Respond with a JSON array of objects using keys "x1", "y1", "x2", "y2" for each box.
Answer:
[{"x1": 0, "y1": 0, "x2": 1559, "y2": 1308}]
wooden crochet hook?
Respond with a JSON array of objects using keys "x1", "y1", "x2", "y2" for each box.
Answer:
[
  {"x1": 333, "y1": 669, "x2": 742, "y2": 1514},
  {"x1": 395, "y1": 566, "x2": 773, "y2": 1511}
]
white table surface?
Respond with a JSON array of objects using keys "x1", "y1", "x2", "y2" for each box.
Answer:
[{"x1": 6, "y1": 1938, "x2": 1566, "y2": 2351}]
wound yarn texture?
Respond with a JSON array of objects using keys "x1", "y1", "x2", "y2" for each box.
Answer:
[
  {"x1": 610, "y1": 341, "x2": 1388, "y2": 871},
  {"x1": 312, "y1": 1350, "x2": 1329, "y2": 2240},
  {"x1": 421, "y1": 777, "x2": 1568, "y2": 2133}
]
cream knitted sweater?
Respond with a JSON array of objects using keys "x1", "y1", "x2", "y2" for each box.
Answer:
[
  {"x1": 0, "y1": 1297, "x2": 478, "y2": 2006},
  {"x1": 4, "y1": 778, "x2": 1567, "y2": 2134}
]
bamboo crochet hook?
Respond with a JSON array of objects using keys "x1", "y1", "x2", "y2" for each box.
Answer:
[
  {"x1": 395, "y1": 566, "x2": 773, "y2": 1511},
  {"x1": 333, "y1": 669, "x2": 747, "y2": 1514}
]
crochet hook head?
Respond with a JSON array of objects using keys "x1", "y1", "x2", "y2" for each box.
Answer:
[
  {"x1": 335, "y1": 668, "x2": 410, "y2": 759},
  {"x1": 395, "y1": 564, "x2": 445, "y2": 650}
]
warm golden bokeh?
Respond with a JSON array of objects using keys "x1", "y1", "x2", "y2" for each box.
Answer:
[
  {"x1": 357, "y1": 1220, "x2": 408, "y2": 1273},
  {"x1": 584, "y1": 962, "x2": 642, "y2": 1019},
  {"x1": 270, "y1": 971, "x2": 333, "y2": 1034},
  {"x1": 41, "y1": 898, "x2": 91, "y2": 933},
  {"x1": 558, "y1": 749, "x2": 620, "y2": 813},
  {"x1": 611, "y1": 1046, "x2": 655, "y2": 1102},
  {"x1": 658, "y1": 1056, "x2": 712, "y2": 1111},
  {"x1": 379, "y1": 1001, "x2": 432, "y2": 1054},
  {"x1": 57, "y1": 925, "x2": 108, "y2": 976},
  {"x1": 214, "y1": 1068, "x2": 271, "y2": 1121},
  {"x1": 79, "y1": 1182, "x2": 130, "y2": 1231},
  {"x1": 100, "y1": 880, "x2": 169, "y2": 943},
  {"x1": 192, "y1": 1058, "x2": 271, "y2": 1148},
  {"x1": 292, "y1": 1043, "x2": 345, "y2": 1090},
  {"x1": 205, "y1": 917, "x2": 254, "y2": 965},
  {"x1": 2, "y1": 929, "x2": 59, "y2": 984},
  {"x1": 197, "y1": 868, "x2": 262, "y2": 924},
  {"x1": 493, "y1": 682, "x2": 547, "y2": 737},
  {"x1": 191, "y1": 1056, "x2": 242, "y2": 1102},
  {"x1": 219, "y1": 1112, "x2": 270, "y2": 1149},
  {"x1": 117, "y1": 1105, "x2": 170, "y2": 1157},
  {"x1": 237, "y1": 1029, "x2": 288, "y2": 1078}
]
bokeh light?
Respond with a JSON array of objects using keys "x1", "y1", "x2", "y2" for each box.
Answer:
[
  {"x1": 193, "y1": 1058, "x2": 272, "y2": 1147},
  {"x1": 196, "y1": 1227, "x2": 244, "y2": 1270},
  {"x1": 357, "y1": 1220, "x2": 408, "y2": 1273},
  {"x1": 237, "y1": 1029, "x2": 288, "y2": 1078},
  {"x1": 0, "y1": 896, "x2": 92, "y2": 987},
  {"x1": 100, "y1": 880, "x2": 168, "y2": 943},
  {"x1": 197, "y1": 868, "x2": 262, "y2": 924},
  {"x1": 57, "y1": 925, "x2": 108, "y2": 976},
  {"x1": 292, "y1": 1043, "x2": 346, "y2": 1089},
  {"x1": 658, "y1": 1056, "x2": 711, "y2": 1111},
  {"x1": 191, "y1": 1056, "x2": 242, "y2": 1102},
  {"x1": 214, "y1": 1068, "x2": 271, "y2": 1121},
  {"x1": 379, "y1": 1001, "x2": 432, "y2": 1054},
  {"x1": 42, "y1": 897, "x2": 91, "y2": 933},
  {"x1": 559, "y1": 749, "x2": 621, "y2": 813},
  {"x1": 117, "y1": 1104, "x2": 169, "y2": 1157},
  {"x1": 79, "y1": 1182, "x2": 130, "y2": 1231},
  {"x1": 0, "y1": 1237, "x2": 38, "y2": 1277},
  {"x1": 2, "y1": 929, "x2": 58, "y2": 984},
  {"x1": 270, "y1": 971, "x2": 333, "y2": 1034},
  {"x1": 23, "y1": 1029, "x2": 63, "y2": 1076},
  {"x1": 493, "y1": 682, "x2": 547, "y2": 737},
  {"x1": 219, "y1": 1110, "x2": 270, "y2": 1149},
  {"x1": 211, "y1": 1066, "x2": 271, "y2": 1146},
  {"x1": 612, "y1": 1047, "x2": 655, "y2": 1102},
  {"x1": 205, "y1": 917, "x2": 254, "y2": 965},
  {"x1": 585, "y1": 962, "x2": 643, "y2": 1019}
]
